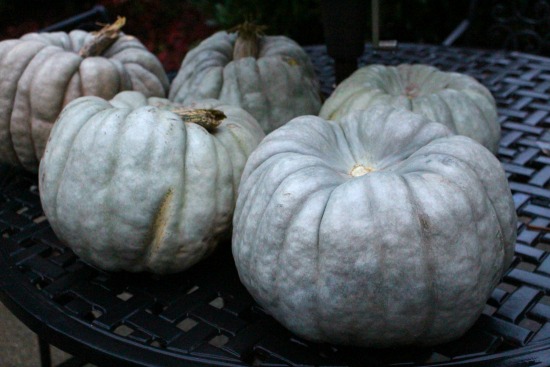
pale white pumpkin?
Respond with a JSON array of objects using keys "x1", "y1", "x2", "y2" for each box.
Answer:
[
  {"x1": 0, "y1": 21, "x2": 169, "y2": 172},
  {"x1": 320, "y1": 64, "x2": 500, "y2": 153},
  {"x1": 39, "y1": 91, "x2": 264, "y2": 274},
  {"x1": 233, "y1": 105, "x2": 516, "y2": 347},
  {"x1": 169, "y1": 26, "x2": 322, "y2": 133}
]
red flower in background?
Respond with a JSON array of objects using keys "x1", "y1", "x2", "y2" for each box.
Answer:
[
  {"x1": 97, "y1": 0, "x2": 217, "y2": 72},
  {"x1": 0, "y1": 1, "x2": 218, "y2": 73}
]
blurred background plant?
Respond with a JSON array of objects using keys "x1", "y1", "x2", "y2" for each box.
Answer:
[
  {"x1": 189, "y1": 0, "x2": 324, "y2": 46},
  {"x1": 1, "y1": 0, "x2": 545, "y2": 72},
  {"x1": 186, "y1": 0, "x2": 550, "y2": 55},
  {"x1": 188, "y1": 0, "x2": 475, "y2": 46},
  {"x1": 0, "y1": 0, "x2": 217, "y2": 72}
]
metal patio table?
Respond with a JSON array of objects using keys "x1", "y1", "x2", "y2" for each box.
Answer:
[{"x1": 1, "y1": 43, "x2": 550, "y2": 367}]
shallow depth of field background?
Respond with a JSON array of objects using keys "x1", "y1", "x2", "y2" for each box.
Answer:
[{"x1": 0, "y1": 0, "x2": 484, "y2": 73}]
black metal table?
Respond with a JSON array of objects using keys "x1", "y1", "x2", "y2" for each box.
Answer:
[{"x1": 2, "y1": 43, "x2": 550, "y2": 367}]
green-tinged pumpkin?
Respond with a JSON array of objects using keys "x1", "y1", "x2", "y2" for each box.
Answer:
[
  {"x1": 39, "y1": 91, "x2": 264, "y2": 274},
  {"x1": 169, "y1": 23, "x2": 321, "y2": 134},
  {"x1": 0, "y1": 18, "x2": 169, "y2": 172},
  {"x1": 233, "y1": 105, "x2": 516, "y2": 347},
  {"x1": 320, "y1": 64, "x2": 500, "y2": 153}
]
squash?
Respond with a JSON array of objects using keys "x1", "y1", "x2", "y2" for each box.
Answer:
[
  {"x1": 39, "y1": 91, "x2": 264, "y2": 274},
  {"x1": 232, "y1": 105, "x2": 516, "y2": 347},
  {"x1": 169, "y1": 22, "x2": 322, "y2": 134},
  {"x1": 320, "y1": 64, "x2": 500, "y2": 153},
  {"x1": 0, "y1": 18, "x2": 170, "y2": 172}
]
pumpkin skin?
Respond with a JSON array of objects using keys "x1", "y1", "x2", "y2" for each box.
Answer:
[
  {"x1": 39, "y1": 91, "x2": 264, "y2": 274},
  {"x1": 0, "y1": 29, "x2": 170, "y2": 172},
  {"x1": 169, "y1": 30, "x2": 322, "y2": 133},
  {"x1": 233, "y1": 105, "x2": 516, "y2": 347},
  {"x1": 320, "y1": 64, "x2": 500, "y2": 153}
]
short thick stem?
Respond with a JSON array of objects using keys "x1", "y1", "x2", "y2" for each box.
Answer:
[
  {"x1": 172, "y1": 108, "x2": 226, "y2": 131},
  {"x1": 350, "y1": 164, "x2": 374, "y2": 177},
  {"x1": 79, "y1": 16, "x2": 126, "y2": 57},
  {"x1": 231, "y1": 21, "x2": 266, "y2": 60}
]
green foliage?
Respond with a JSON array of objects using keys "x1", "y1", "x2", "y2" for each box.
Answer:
[
  {"x1": 190, "y1": 0, "x2": 323, "y2": 44},
  {"x1": 191, "y1": 0, "x2": 470, "y2": 45}
]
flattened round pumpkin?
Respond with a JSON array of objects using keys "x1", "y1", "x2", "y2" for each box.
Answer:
[
  {"x1": 0, "y1": 26, "x2": 169, "y2": 171},
  {"x1": 320, "y1": 64, "x2": 500, "y2": 153},
  {"x1": 169, "y1": 29, "x2": 321, "y2": 134},
  {"x1": 39, "y1": 91, "x2": 264, "y2": 274},
  {"x1": 233, "y1": 105, "x2": 516, "y2": 347}
]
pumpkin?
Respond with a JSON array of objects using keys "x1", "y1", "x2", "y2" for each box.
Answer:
[
  {"x1": 232, "y1": 105, "x2": 516, "y2": 347},
  {"x1": 39, "y1": 91, "x2": 264, "y2": 274},
  {"x1": 169, "y1": 22, "x2": 322, "y2": 134},
  {"x1": 319, "y1": 64, "x2": 500, "y2": 153},
  {"x1": 0, "y1": 18, "x2": 170, "y2": 172}
]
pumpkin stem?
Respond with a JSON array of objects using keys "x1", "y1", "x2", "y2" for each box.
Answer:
[
  {"x1": 79, "y1": 16, "x2": 126, "y2": 57},
  {"x1": 229, "y1": 21, "x2": 267, "y2": 60},
  {"x1": 404, "y1": 83, "x2": 420, "y2": 99},
  {"x1": 350, "y1": 164, "x2": 374, "y2": 177},
  {"x1": 172, "y1": 108, "x2": 226, "y2": 131}
]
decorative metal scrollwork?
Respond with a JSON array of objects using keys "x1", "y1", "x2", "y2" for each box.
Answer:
[{"x1": 488, "y1": 0, "x2": 550, "y2": 54}]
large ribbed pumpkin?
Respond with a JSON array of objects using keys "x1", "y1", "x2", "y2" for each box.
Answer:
[
  {"x1": 0, "y1": 19, "x2": 169, "y2": 171},
  {"x1": 320, "y1": 64, "x2": 500, "y2": 153},
  {"x1": 169, "y1": 24, "x2": 321, "y2": 133},
  {"x1": 233, "y1": 105, "x2": 516, "y2": 347},
  {"x1": 39, "y1": 91, "x2": 264, "y2": 274}
]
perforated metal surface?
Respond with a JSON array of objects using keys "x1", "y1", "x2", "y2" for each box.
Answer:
[{"x1": 1, "y1": 43, "x2": 550, "y2": 366}]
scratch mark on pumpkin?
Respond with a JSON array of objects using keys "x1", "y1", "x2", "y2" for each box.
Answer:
[
  {"x1": 283, "y1": 56, "x2": 299, "y2": 66},
  {"x1": 418, "y1": 212, "x2": 431, "y2": 233},
  {"x1": 146, "y1": 188, "x2": 174, "y2": 262}
]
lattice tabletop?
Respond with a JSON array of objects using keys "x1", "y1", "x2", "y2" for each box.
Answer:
[{"x1": 1, "y1": 43, "x2": 550, "y2": 367}]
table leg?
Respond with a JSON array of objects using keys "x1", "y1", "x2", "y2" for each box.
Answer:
[
  {"x1": 38, "y1": 336, "x2": 52, "y2": 367},
  {"x1": 319, "y1": 0, "x2": 369, "y2": 83}
]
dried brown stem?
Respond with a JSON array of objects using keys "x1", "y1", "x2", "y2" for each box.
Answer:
[
  {"x1": 79, "y1": 16, "x2": 126, "y2": 57},
  {"x1": 172, "y1": 108, "x2": 226, "y2": 131},
  {"x1": 230, "y1": 21, "x2": 267, "y2": 60}
]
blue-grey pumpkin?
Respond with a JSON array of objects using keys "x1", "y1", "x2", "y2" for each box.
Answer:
[
  {"x1": 233, "y1": 105, "x2": 516, "y2": 347},
  {"x1": 320, "y1": 64, "x2": 500, "y2": 153}
]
